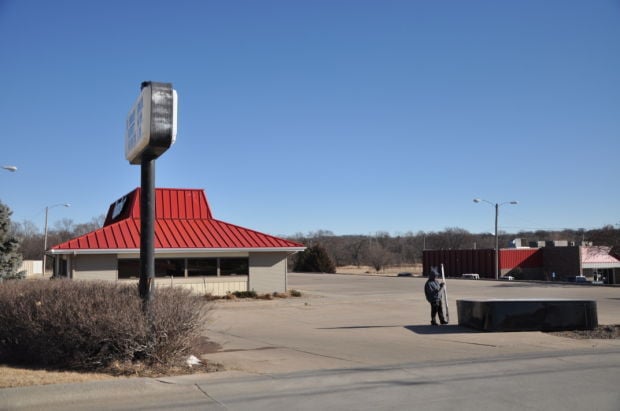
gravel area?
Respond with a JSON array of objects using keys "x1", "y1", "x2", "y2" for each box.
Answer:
[{"x1": 547, "y1": 325, "x2": 620, "y2": 339}]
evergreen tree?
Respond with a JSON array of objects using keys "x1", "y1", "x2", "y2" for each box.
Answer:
[
  {"x1": 293, "y1": 243, "x2": 336, "y2": 273},
  {"x1": 0, "y1": 201, "x2": 24, "y2": 280}
]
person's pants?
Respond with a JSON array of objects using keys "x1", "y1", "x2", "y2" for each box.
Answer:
[{"x1": 430, "y1": 301, "x2": 446, "y2": 323}]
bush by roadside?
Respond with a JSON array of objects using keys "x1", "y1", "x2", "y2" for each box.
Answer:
[{"x1": 0, "y1": 280, "x2": 210, "y2": 373}]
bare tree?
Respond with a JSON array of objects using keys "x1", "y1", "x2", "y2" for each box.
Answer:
[
  {"x1": 12, "y1": 220, "x2": 44, "y2": 259},
  {"x1": 364, "y1": 242, "x2": 393, "y2": 272},
  {"x1": 73, "y1": 215, "x2": 105, "y2": 236}
]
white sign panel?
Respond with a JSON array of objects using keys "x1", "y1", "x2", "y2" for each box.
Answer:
[{"x1": 125, "y1": 82, "x2": 177, "y2": 164}]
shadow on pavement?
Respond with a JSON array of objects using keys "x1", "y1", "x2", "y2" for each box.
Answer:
[
  {"x1": 317, "y1": 324, "x2": 479, "y2": 335},
  {"x1": 317, "y1": 325, "x2": 403, "y2": 330},
  {"x1": 405, "y1": 324, "x2": 479, "y2": 335}
]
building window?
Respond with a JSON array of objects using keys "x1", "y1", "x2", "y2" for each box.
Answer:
[
  {"x1": 187, "y1": 258, "x2": 217, "y2": 276},
  {"x1": 118, "y1": 259, "x2": 140, "y2": 279},
  {"x1": 118, "y1": 257, "x2": 249, "y2": 278},
  {"x1": 220, "y1": 258, "x2": 249, "y2": 276},
  {"x1": 118, "y1": 258, "x2": 185, "y2": 278},
  {"x1": 155, "y1": 259, "x2": 184, "y2": 277}
]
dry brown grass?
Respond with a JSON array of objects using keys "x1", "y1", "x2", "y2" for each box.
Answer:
[
  {"x1": 0, "y1": 365, "x2": 118, "y2": 388},
  {"x1": 0, "y1": 336, "x2": 224, "y2": 388},
  {"x1": 0, "y1": 361, "x2": 224, "y2": 388}
]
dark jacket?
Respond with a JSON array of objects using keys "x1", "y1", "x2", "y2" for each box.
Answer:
[{"x1": 424, "y1": 278, "x2": 444, "y2": 303}]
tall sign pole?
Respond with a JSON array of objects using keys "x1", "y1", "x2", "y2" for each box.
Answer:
[
  {"x1": 139, "y1": 156, "x2": 156, "y2": 301},
  {"x1": 125, "y1": 81, "x2": 177, "y2": 303}
]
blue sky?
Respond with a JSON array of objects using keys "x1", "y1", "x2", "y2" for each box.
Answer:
[{"x1": 1, "y1": 0, "x2": 619, "y2": 236}]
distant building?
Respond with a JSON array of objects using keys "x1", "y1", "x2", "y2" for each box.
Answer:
[
  {"x1": 48, "y1": 188, "x2": 305, "y2": 295},
  {"x1": 423, "y1": 243, "x2": 619, "y2": 284},
  {"x1": 19, "y1": 260, "x2": 43, "y2": 277},
  {"x1": 581, "y1": 246, "x2": 620, "y2": 282}
]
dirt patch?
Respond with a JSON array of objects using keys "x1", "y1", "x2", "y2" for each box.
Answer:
[
  {"x1": 547, "y1": 324, "x2": 620, "y2": 339},
  {"x1": 336, "y1": 265, "x2": 422, "y2": 276}
]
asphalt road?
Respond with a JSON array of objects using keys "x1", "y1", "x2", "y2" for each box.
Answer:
[{"x1": 2, "y1": 274, "x2": 619, "y2": 410}]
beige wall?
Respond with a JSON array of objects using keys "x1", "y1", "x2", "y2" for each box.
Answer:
[
  {"x1": 151, "y1": 276, "x2": 248, "y2": 296},
  {"x1": 249, "y1": 252, "x2": 288, "y2": 293},
  {"x1": 56, "y1": 251, "x2": 290, "y2": 294},
  {"x1": 72, "y1": 254, "x2": 118, "y2": 281}
]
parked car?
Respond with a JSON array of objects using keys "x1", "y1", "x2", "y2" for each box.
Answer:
[
  {"x1": 461, "y1": 273, "x2": 480, "y2": 280},
  {"x1": 574, "y1": 276, "x2": 590, "y2": 284},
  {"x1": 567, "y1": 275, "x2": 590, "y2": 284},
  {"x1": 500, "y1": 275, "x2": 514, "y2": 281}
]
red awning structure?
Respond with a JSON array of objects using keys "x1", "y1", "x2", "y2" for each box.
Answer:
[
  {"x1": 581, "y1": 246, "x2": 620, "y2": 269},
  {"x1": 50, "y1": 188, "x2": 304, "y2": 255}
]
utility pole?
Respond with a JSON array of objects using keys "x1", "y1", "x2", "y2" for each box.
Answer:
[{"x1": 474, "y1": 198, "x2": 518, "y2": 280}]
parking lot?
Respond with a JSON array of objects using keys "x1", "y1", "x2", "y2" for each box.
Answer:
[{"x1": 202, "y1": 273, "x2": 620, "y2": 374}]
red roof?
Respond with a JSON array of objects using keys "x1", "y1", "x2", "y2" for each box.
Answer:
[
  {"x1": 581, "y1": 246, "x2": 620, "y2": 268},
  {"x1": 51, "y1": 188, "x2": 304, "y2": 253}
]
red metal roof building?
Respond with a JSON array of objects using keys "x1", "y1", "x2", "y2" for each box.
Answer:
[{"x1": 49, "y1": 188, "x2": 305, "y2": 295}]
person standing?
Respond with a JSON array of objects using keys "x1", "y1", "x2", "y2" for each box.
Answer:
[{"x1": 424, "y1": 271, "x2": 448, "y2": 325}]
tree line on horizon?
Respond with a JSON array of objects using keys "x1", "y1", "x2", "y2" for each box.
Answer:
[
  {"x1": 287, "y1": 226, "x2": 620, "y2": 272},
  {"x1": 10, "y1": 215, "x2": 105, "y2": 262},
  {"x1": 3, "y1": 200, "x2": 619, "y2": 276}
]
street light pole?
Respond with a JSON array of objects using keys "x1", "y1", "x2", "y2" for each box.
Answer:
[
  {"x1": 474, "y1": 198, "x2": 518, "y2": 280},
  {"x1": 494, "y1": 202, "x2": 499, "y2": 281},
  {"x1": 43, "y1": 203, "x2": 70, "y2": 277}
]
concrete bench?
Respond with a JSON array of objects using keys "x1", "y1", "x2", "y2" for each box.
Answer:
[{"x1": 457, "y1": 299, "x2": 598, "y2": 332}]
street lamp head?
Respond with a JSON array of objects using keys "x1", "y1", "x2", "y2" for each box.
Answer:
[
  {"x1": 46, "y1": 203, "x2": 71, "y2": 210},
  {"x1": 510, "y1": 201, "x2": 518, "y2": 205},
  {"x1": 2, "y1": 165, "x2": 17, "y2": 172},
  {"x1": 473, "y1": 198, "x2": 481, "y2": 203}
]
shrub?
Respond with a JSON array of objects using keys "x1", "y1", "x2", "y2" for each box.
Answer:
[
  {"x1": 292, "y1": 243, "x2": 336, "y2": 273},
  {"x1": 0, "y1": 280, "x2": 209, "y2": 371},
  {"x1": 232, "y1": 290, "x2": 257, "y2": 299},
  {"x1": 289, "y1": 289, "x2": 302, "y2": 297},
  {"x1": 272, "y1": 292, "x2": 288, "y2": 299}
]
